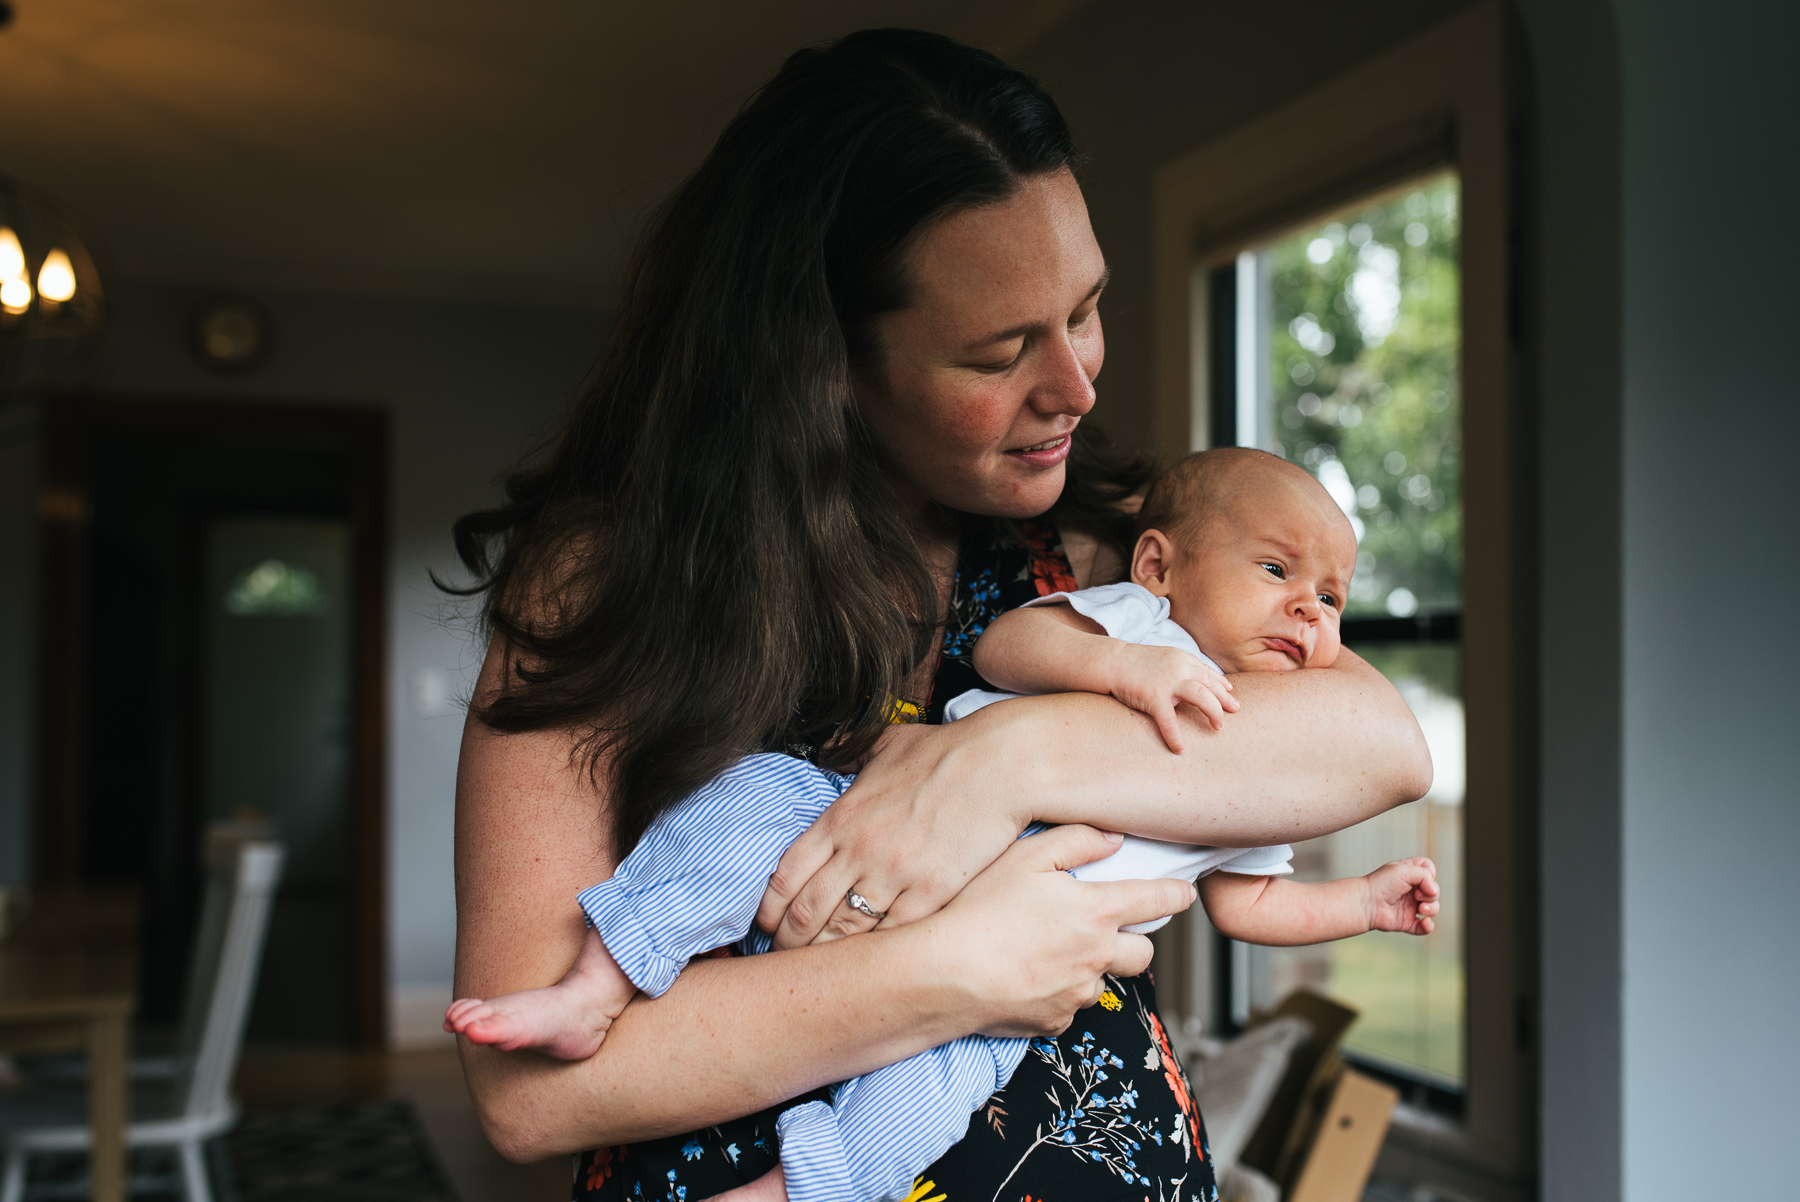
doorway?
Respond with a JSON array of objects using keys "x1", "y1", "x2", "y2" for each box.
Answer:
[{"x1": 36, "y1": 401, "x2": 388, "y2": 1047}]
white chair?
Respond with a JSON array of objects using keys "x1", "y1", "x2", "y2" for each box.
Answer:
[
  {"x1": 27, "y1": 824, "x2": 276, "y2": 1088},
  {"x1": 0, "y1": 840, "x2": 286, "y2": 1202}
]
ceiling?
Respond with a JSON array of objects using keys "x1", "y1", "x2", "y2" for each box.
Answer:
[{"x1": 0, "y1": 0, "x2": 1090, "y2": 307}]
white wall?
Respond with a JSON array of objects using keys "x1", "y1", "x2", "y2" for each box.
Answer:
[
  {"x1": 1615, "y1": 0, "x2": 1800, "y2": 1196},
  {"x1": 1513, "y1": 1, "x2": 1625, "y2": 1198},
  {"x1": 0, "y1": 280, "x2": 604, "y2": 1034}
]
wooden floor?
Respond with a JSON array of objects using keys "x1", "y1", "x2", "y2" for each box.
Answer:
[{"x1": 235, "y1": 1045, "x2": 570, "y2": 1202}]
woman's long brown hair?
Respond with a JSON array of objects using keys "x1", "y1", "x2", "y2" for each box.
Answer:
[{"x1": 450, "y1": 29, "x2": 1148, "y2": 858}]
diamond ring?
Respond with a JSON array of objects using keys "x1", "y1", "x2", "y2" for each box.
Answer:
[{"x1": 845, "y1": 890, "x2": 888, "y2": 921}]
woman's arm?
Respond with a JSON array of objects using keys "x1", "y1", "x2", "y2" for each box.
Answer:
[
  {"x1": 455, "y1": 637, "x2": 1195, "y2": 1161},
  {"x1": 1023, "y1": 647, "x2": 1430, "y2": 835},
  {"x1": 758, "y1": 648, "x2": 1431, "y2": 947}
]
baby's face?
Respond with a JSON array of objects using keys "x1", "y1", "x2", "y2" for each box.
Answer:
[{"x1": 1131, "y1": 478, "x2": 1357, "y2": 674}]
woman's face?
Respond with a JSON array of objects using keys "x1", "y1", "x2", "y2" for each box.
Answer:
[{"x1": 857, "y1": 168, "x2": 1107, "y2": 523}]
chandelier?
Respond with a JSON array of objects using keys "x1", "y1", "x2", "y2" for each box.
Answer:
[{"x1": 0, "y1": 173, "x2": 107, "y2": 405}]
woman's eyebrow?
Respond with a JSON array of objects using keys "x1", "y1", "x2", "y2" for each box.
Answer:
[{"x1": 964, "y1": 267, "x2": 1111, "y2": 351}]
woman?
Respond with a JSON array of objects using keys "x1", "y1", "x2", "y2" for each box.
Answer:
[{"x1": 452, "y1": 28, "x2": 1429, "y2": 1201}]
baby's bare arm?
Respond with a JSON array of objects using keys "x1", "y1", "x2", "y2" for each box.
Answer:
[
  {"x1": 974, "y1": 605, "x2": 1237, "y2": 752},
  {"x1": 1199, "y1": 857, "x2": 1439, "y2": 946},
  {"x1": 973, "y1": 603, "x2": 1116, "y2": 695}
]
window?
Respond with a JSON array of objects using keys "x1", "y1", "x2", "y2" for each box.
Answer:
[
  {"x1": 1146, "y1": 3, "x2": 1523, "y2": 1170},
  {"x1": 1211, "y1": 175, "x2": 1468, "y2": 1101}
]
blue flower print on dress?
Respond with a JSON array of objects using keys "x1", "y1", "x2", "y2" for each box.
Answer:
[
  {"x1": 941, "y1": 566, "x2": 1002, "y2": 663},
  {"x1": 984, "y1": 978, "x2": 1213, "y2": 1202}
]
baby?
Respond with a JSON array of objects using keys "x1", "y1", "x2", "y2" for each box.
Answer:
[
  {"x1": 446, "y1": 446, "x2": 1438, "y2": 1202},
  {"x1": 963, "y1": 446, "x2": 1441, "y2": 948}
]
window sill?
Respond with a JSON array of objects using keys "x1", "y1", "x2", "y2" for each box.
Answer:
[{"x1": 1373, "y1": 1103, "x2": 1532, "y2": 1202}]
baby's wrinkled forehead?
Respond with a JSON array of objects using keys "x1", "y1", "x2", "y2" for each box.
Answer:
[{"x1": 1142, "y1": 447, "x2": 1358, "y2": 574}]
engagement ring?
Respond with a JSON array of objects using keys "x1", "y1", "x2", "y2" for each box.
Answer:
[{"x1": 845, "y1": 890, "x2": 887, "y2": 921}]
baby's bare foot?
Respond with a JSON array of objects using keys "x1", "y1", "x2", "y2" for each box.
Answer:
[{"x1": 443, "y1": 987, "x2": 611, "y2": 1060}]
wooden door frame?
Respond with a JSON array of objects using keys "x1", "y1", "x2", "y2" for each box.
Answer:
[{"x1": 34, "y1": 397, "x2": 390, "y2": 1047}]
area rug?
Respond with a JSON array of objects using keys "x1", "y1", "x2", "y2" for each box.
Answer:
[
  {"x1": 10, "y1": 1099, "x2": 458, "y2": 1202},
  {"x1": 225, "y1": 1099, "x2": 461, "y2": 1202}
]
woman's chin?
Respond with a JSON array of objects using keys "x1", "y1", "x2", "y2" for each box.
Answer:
[{"x1": 961, "y1": 467, "x2": 1067, "y2": 520}]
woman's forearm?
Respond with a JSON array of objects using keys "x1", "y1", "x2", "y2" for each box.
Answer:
[
  {"x1": 453, "y1": 675, "x2": 992, "y2": 1161},
  {"x1": 464, "y1": 921, "x2": 974, "y2": 1160},
  {"x1": 964, "y1": 649, "x2": 1431, "y2": 846}
]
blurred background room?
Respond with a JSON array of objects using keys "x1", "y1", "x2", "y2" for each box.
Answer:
[{"x1": 0, "y1": 2, "x2": 1793, "y2": 1201}]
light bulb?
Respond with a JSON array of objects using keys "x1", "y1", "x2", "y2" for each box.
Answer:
[
  {"x1": 37, "y1": 248, "x2": 76, "y2": 302},
  {"x1": 0, "y1": 228, "x2": 21, "y2": 280},
  {"x1": 0, "y1": 275, "x2": 30, "y2": 315}
]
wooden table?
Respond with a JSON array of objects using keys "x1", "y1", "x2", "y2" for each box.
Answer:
[{"x1": 0, "y1": 890, "x2": 137, "y2": 1202}]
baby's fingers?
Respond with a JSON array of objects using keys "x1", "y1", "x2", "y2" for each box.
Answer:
[
  {"x1": 1174, "y1": 682, "x2": 1227, "y2": 732},
  {"x1": 1148, "y1": 700, "x2": 1186, "y2": 753}
]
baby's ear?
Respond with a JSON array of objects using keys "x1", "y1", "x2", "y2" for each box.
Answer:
[{"x1": 1131, "y1": 529, "x2": 1177, "y2": 595}]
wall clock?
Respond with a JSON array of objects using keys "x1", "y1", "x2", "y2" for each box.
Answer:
[{"x1": 189, "y1": 294, "x2": 275, "y2": 375}]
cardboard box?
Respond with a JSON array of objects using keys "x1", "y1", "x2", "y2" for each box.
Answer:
[
  {"x1": 1286, "y1": 1069, "x2": 1400, "y2": 1202},
  {"x1": 1240, "y1": 990, "x2": 1360, "y2": 1183}
]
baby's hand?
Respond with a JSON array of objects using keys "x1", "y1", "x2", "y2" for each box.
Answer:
[
  {"x1": 1107, "y1": 643, "x2": 1238, "y2": 752},
  {"x1": 1364, "y1": 856, "x2": 1440, "y2": 935}
]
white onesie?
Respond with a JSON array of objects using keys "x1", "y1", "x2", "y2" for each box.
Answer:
[{"x1": 943, "y1": 580, "x2": 1294, "y2": 933}]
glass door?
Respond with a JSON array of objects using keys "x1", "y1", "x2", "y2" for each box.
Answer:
[{"x1": 202, "y1": 515, "x2": 356, "y2": 1043}]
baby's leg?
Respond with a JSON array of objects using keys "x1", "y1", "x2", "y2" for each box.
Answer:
[
  {"x1": 443, "y1": 927, "x2": 633, "y2": 1060},
  {"x1": 708, "y1": 1165, "x2": 786, "y2": 1202}
]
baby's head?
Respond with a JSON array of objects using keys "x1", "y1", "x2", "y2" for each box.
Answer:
[{"x1": 1132, "y1": 448, "x2": 1357, "y2": 673}]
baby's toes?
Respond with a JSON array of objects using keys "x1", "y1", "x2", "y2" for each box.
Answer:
[
  {"x1": 443, "y1": 998, "x2": 480, "y2": 1027},
  {"x1": 461, "y1": 1010, "x2": 523, "y2": 1046},
  {"x1": 449, "y1": 1002, "x2": 497, "y2": 1034}
]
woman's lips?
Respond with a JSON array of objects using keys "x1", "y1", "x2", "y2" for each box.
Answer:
[{"x1": 1004, "y1": 434, "x2": 1072, "y2": 469}]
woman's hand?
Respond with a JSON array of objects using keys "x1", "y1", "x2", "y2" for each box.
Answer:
[
  {"x1": 759, "y1": 652, "x2": 1430, "y2": 947},
  {"x1": 930, "y1": 824, "x2": 1198, "y2": 1037},
  {"x1": 756, "y1": 720, "x2": 1031, "y2": 949}
]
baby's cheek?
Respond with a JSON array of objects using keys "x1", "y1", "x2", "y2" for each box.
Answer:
[{"x1": 1308, "y1": 630, "x2": 1343, "y2": 668}]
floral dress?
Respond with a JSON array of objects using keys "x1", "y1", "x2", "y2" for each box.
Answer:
[{"x1": 575, "y1": 520, "x2": 1217, "y2": 1202}]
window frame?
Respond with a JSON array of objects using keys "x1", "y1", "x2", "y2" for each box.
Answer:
[{"x1": 1145, "y1": 2, "x2": 1531, "y2": 1178}]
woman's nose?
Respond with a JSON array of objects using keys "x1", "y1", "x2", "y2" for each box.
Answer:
[{"x1": 1027, "y1": 327, "x2": 1098, "y2": 417}]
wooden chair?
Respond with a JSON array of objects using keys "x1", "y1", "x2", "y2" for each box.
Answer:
[{"x1": 0, "y1": 840, "x2": 285, "y2": 1202}]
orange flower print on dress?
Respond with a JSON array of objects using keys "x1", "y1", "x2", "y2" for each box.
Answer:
[
  {"x1": 1019, "y1": 522, "x2": 1079, "y2": 597},
  {"x1": 585, "y1": 1145, "x2": 621, "y2": 1191},
  {"x1": 1146, "y1": 1008, "x2": 1200, "y2": 1152}
]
